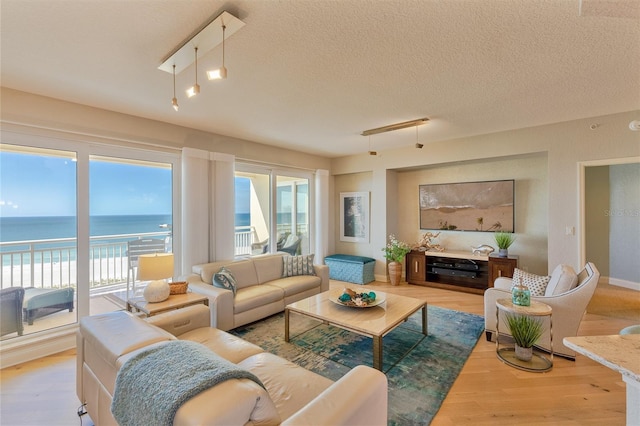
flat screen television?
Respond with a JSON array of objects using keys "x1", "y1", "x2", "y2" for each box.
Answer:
[{"x1": 419, "y1": 179, "x2": 514, "y2": 232}]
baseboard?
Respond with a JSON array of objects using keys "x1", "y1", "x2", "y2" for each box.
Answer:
[
  {"x1": 604, "y1": 276, "x2": 640, "y2": 291},
  {"x1": 0, "y1": 325, "x2": 77, "y2": 369}
]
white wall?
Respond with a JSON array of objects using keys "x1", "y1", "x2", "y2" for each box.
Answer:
[
  {"x1": 396, "y1": 154, "x2": 548, "y2": 275},
  {"x1": 609, "y1": 163, "x2": 640, "y2": 286},
  {"x1": 332, "y1": 110, "x2": 640, "y2": 274}
]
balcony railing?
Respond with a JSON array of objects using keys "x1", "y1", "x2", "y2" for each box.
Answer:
[{"x1": 1, "y1": 225, "x2": 308, "y2": 292}]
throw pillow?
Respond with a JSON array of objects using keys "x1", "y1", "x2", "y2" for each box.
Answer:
[
  {"x1": 213, "y1": 267, "x2": 237, "y2": 296},
  {"x1": 282, "y1": 254, "x2": 316, "y2": 277},
  {"x1": 545, "y1": 264, "x2": 578, "y2": 296},
  {"x1": 511, "y1": 268, "x2": 550, "y2": 296}
]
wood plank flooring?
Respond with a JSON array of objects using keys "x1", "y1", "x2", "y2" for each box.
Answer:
[{"x1": 1, "y1": 281, "x2": 636, "y2": 425}]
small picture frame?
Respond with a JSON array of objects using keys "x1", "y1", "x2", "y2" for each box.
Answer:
[{"x1": 340, "y1": 192, "x2": 370, "y2": 243}]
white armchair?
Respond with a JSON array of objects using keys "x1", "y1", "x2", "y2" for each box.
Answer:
[{"x1": 484, "y1": 262, "x2": 600, "y2": 359}]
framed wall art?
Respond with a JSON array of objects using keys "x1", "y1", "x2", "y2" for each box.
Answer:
[
  {"x1": 419, "y1": 179, "x2": 514, "y2": 232},
  {"x1": 340, "y1": 192, "x2": 370, "y2": 242}
]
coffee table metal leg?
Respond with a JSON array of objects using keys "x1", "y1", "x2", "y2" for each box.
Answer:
[
  {"x1": 422, "y1": 304, "x2": 428, "y2": 335},
  {"x1": 284, "y1": 308, "x2": 290, "y2": 342},
  {"x1": 373, "y1": 336, "x2": 383, "y2": 371}
]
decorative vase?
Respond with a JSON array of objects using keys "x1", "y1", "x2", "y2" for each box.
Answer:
[
  {"x1": 143, "y1": 279, "x2": 170, "y2": 303},
  {"x1": 512, "y1": 278, "x2": 531, "y2": 306},
  {"x1": 388, "y1": 261, "x2": 402, "y2": 286},
  {"x1": 515, "y1": 344, "x2": 533, "y2": 362},
  {"x1": 498, "y1": 248, "x2": 508, "y2": 258}
]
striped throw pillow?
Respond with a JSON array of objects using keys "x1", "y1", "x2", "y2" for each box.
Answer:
[{"x1": 282, "y1": 254, "x2": 316, "y2": 277}]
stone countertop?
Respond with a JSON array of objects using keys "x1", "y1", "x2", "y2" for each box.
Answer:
[{"x1": 564, "y1": 334, "x2": 640, "y2": 382}]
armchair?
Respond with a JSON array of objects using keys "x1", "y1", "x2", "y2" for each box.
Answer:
[
  {"x1": 1, "y1": 287, "x2": 25, "y2": 337},
  {"x1": 484, "y1": 262, "x2": 600, "y2": 359}
]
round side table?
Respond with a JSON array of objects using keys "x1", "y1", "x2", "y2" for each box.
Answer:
[{"x1": 496, "y1": 298, "x2": 553, "y2": 372}]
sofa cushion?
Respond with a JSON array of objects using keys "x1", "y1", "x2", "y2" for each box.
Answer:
[
  {"x1": 238, "y1": 352, "x2": 333, "y2": 422},
  {"x1": 178, "y1": 327, "x2": 264, "y2": 364},
  {"x1": 213, "y1": 267, "x2": 237, "y2": 295},
  {"x1": 268, "y1": 275, "x2": 322, "y2": 297},
  {"x1": 511, "y1": 268, "x2": 550, "y2": 296},
  {"x1": 252, "y1": 253, "x2": 286, "y2": 284},
  {"x1": 234, "y1": 285, "x2": 284, "y2": 314},
  {"x1": 282, "y1": 254, "x2": 316, "y2": 277},
  {"x1": 224, "y1": 260, "x2": 260, "y2": 290},
  {"x1": 545, "y1": 264, "x2": 578, "y2": 296}
]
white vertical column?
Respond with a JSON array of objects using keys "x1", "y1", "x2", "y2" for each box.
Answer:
[
  {"x1": 315, "y1": 169, "x2": 329, "y2": 263},
  {"x1": 181, "y1": 148, "x2": 210, "y2": 272},
  {"x1": 211, "y1": 152, "x2": 236, "y2": 261}
]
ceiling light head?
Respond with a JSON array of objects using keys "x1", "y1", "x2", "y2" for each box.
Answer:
[
  {"x1": 629, "y1": 120, "x2": 640, "y2": 131},
  {"x1": 368, "y1": 150, "x2": 377, "y2": 156},
  {"x1": 186, "y1": 83, "x2": 200, "y2": 98},
  {"x1": 207, "y1": 66, "x2": 227, "y2": 80},
  {"x1": 172, "y1": 97, "x2": 179, "y2": 111},
  {"x1": 415, "y1": 143, "x2": 424, "y2": 149}
]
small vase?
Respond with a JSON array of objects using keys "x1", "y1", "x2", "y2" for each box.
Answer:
[
  {"x1": 515, "y1": 344, "x2": 533, "y2": 362},
  {"x1": 388, "y1": 261, "x2": 402, "y2": 286},
  {"x1": 498, "y1": 248, "x2": 508, "y2": 258}
]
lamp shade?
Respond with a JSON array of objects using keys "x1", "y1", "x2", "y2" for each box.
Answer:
[{"x1": 137, "y1": 253, "x2": 174, "y2": 281}]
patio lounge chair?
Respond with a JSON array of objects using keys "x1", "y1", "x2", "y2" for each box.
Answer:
[
  {"x1": 23, "y1": 287, "x2": 75, "y2": 325},
  {"x1": 1, "y1": 287, "x2": 25, "y2": 336}
]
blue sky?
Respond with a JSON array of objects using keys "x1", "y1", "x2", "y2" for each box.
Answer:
[{"x1": 0, "y1": 152, "x2": 251, "y2": 217}]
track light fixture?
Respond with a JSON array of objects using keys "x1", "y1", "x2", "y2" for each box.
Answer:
[
  {"x1": 207, "y1": 24, "x2": 228, "y2": 80},
  {"x1": 158, "y1": 11, "x2": 244, "y2": 110},
  {"x1": 186, "y1": 47, "x2": 200, "y2": 98},
  {"x1": 171, "y1": 65, "x2": 179, "y2": 111},
  {"x1": 361, "y1": 117, "x2": 429, "y2": 136}
]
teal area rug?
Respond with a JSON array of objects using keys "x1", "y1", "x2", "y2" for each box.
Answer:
[{"x1": 231, "y1": 305, "x2": 484, "y2": 425}]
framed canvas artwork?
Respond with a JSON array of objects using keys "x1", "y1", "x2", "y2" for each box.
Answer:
[{"x1": 340, "y1": 192, "x2": 370, "y2": 242}]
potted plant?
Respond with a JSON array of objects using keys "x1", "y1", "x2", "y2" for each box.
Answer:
[
  {"x1": 504, "y1": 313, "x2": 543, "y2": 361},
  {"x1": 382, "y1": 235, "x2": 412, "y2": 285},
  {"x1": 494, "y1": 232, "x2": 515, "y2": 257}
]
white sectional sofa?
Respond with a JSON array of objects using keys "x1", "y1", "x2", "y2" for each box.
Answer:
[
  {"x1": 185, "y1": 253, "x2": 329, "y2": 331},
  {"x1": 77, "y1": 305, "x2": 387, "y2": 425}
]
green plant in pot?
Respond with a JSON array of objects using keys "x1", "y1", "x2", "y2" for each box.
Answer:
[
  {"x1": 494, "y1": 232, "x2": 515, "y2": 257},
  {"x1": 505, "y1": 313, "x2": 543, "y2": 361}
]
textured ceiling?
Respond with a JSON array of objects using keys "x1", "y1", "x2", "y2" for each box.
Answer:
[{"x1": 1, "y1": 0, "x2": 639, "y2": 157}]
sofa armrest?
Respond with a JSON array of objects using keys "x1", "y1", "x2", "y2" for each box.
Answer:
[
  {"x1": 281, "y1": 365, "x2": 388, "y2": 426},
  {"x1": 493, "y1": 277, "x2": 513, "y2": 290},
  {"x1": 145, "y1": 305, "x2": 210, "y2": 336},
  {"x1": 314, "y1": 264, "x2": 330, "y2": 292},
  {"x1": 188, "y1": 281, "x2": 235, "y2": 331}
]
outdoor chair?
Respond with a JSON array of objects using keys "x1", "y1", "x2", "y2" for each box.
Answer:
[
  {"x1": 22, "y1": 287, "x2": 75, "y2": 325},
  {"x1": 1, "y1": 287, "x2": 25, "y2": 337},
  {"x1": 126, "y1": 238, "x2": 167, "y2": 296}
]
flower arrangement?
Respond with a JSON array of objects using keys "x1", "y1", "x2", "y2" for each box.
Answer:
[{"x1": 382, "y1": 235, "x2": 412, "y2": 263}]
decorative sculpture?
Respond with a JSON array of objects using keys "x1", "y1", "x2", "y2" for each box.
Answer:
[
  {"x1": 471, "y1": 244, "x2": 495, "y2": 255},
  {"x1": 414, "y1": 232, "x2": 445, "y2": 252}
]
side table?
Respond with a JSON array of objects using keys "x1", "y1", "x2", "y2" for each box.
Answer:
[
  {"x1": 126, "y1": 292, "x2": 209, "y2": 317},
  {"x1": 496, "y1": 298, "x2": 553, "y2": 372}
]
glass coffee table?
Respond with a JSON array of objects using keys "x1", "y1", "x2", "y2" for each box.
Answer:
[{"x1": 285, "y1": 287, "x2": 427, "y2": 371}]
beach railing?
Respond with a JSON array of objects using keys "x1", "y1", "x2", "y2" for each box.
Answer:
[{"x1": 0, "y1": 232, "x2": 171, "y2": 291}]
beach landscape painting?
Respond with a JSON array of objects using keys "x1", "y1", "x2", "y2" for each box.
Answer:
[{"x1": 419, "y1": 180, "x2": 514, "y2": 232}]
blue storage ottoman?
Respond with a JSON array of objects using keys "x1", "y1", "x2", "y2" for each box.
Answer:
[{"x1": 325, "y1": 254, "x2": 375, "y2": 285}]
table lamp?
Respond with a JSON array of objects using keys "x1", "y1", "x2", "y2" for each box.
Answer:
[{"x1": 138, "y1": 253, "x2": 174, "y2": 303}]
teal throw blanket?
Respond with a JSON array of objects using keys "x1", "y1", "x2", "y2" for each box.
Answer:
[{"x1": 111, "y1": 340, "x2": 265, "y2": 426}]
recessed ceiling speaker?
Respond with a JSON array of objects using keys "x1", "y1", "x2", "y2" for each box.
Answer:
[{"x1": 629, "y1": 120, "x2": 640, "y2": 131}]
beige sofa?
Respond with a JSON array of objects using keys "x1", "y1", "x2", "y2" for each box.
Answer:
[
  {"x1": 77, "y1": 304, "x2": 387, "y2": 425},
  {"x1": 185, "y1": 253, "x2": 329, "y2": 331}
]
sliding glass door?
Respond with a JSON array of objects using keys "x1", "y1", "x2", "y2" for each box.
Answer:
[
  {"x1": 235, "y1": 165, "x2": 312, "y2": 257},
  {"x1": 0, "y1": 133, "x2": 179, "y2": 344},
  {"x1": 0, "y1": 144, "x2": 78, "y2": 339}
]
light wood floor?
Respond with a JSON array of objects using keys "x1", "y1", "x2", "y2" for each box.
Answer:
[{"x1": 1, "y1": 281, "x2": 636, "y2": 425}]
